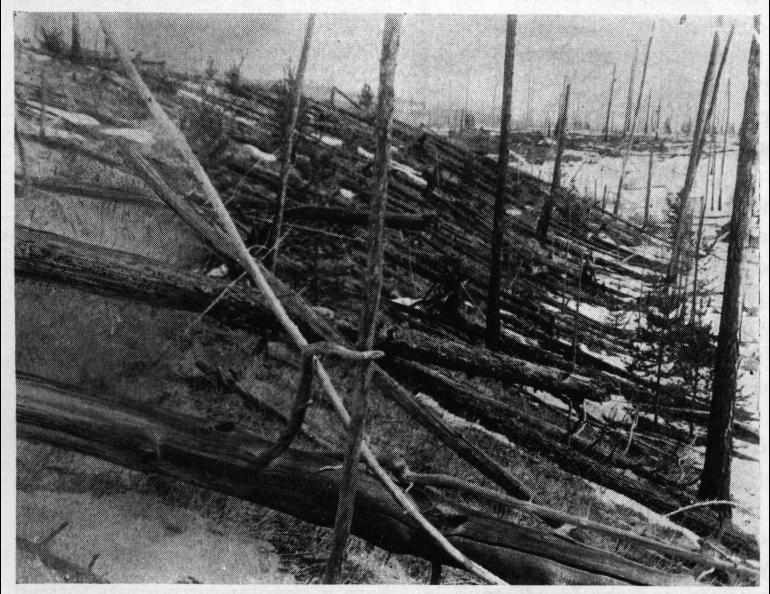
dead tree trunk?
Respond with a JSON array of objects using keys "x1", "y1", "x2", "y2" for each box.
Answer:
[
  {"x1": 643, "y1": 145, "x2": 654, "y2": 227},
  {"x1": 70, "y1": 13, "x2": 82, "y2": 61},
  {"x1": 267, "y1": 13, "x2": 316, "y2": 272},
  {"x1": 668, "y1": 27, "x2": 733, "y2": 282},
  {"x1": 486, "y1": 14, "x2": 517, "y2": 348},
  {"x1": 536, "y1": 82, "x2": 569, "y2": 242},
  {"x1": 324, "y1": 14, "x2": 402, "y2": 584},
  {"x1": 613, "y1": 24, "x2": 654, "y2": 215},
  {"x1": 698, "y1": 24, "x2": 758, "y2": 518},
  {"x1": 603, "y1": 63, "x2": 616, "y2": 141},
  {"x1": 718, "y1": 77, "x2": 731, "y2": 211},
  {"x1": 623, "y1": 48, "x2": 638, "y2": 137}
]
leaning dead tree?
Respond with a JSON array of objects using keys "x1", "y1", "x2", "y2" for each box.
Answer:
[
  {"x1": 268, "y1": 13, "x2": 316, "y2": 272},
  {"x1": 698, "y1": 21, "x2": 758, "y2": 517},
  {"x1": 97, "y1": 13, "x2": 505, "y2": 585},
  {"x1": 536, "y1": 80, "x2": 569, "y2": 242},
  {"x1": 613, "y1": 23, "x2": 654, "y2": 215},
  {"x1": 718, "y1": 77, "x2": 731, "y2": 211},
  {"x1": 667, "y1": 26, "x2": 733, "y2": 282},
  {"x1": 324, "y1": 13, "x2": 403, "y2": 584},
  {"x1": 486, "y1": 14, "x2": 517, "y2": 348}
]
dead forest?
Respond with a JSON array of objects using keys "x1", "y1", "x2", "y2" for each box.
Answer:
[{"x1": 13, "y1": 13, "x2": 761, "y2": 585}]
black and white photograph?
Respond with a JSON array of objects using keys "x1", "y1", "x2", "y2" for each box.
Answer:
[{"x1": 3, "y1": 1, "x2": 767, "y2": 587}]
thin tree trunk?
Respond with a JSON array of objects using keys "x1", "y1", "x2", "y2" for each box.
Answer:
[
  {"x1": 643, "y1": 145, "x2": 654, "y2": 227},
  {"x1": 668, "y1": 26, "x2": 733, "y2": 282},
  {"x1": 654, "y1": 96, "x2": 662, "y2": 138},
  {"x1": 644, "y1": 89, "x2": 652, "y2": 135},
  {"x1": 623, "y1": 48, "x2": 638, "y2": 137},
  {"x1": 603, "y1": 63, "x2": 616, "y2": 140},
  {"x1": 323, "y1": 14, "x2": 403, "y2": 584},
  {"x1": 486, "y1": 15, "x2": 517, "y2": 348},
  {"x1": 613, "y1": 24, "x2": 654, "y2": 215},
  {"x1": 70, "y1": 13, "x2": 82, "y2": 61},
  {"x1": 698, "y1": 22, "x2": 758, "y2": 519},
  {"x1": 267, "y1": 14, "x2": 316, "y2": 272},
  {"x1": 536, "y1": 82, "x2": 569, "y2": 242},
  {"x1": 718, "y1": 77, "x2": 731, "y2": 211}
]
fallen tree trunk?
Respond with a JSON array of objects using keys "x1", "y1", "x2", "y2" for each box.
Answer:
[
  {"x1": 14, "y1": 225, "x2": 276, "y2": 332},
  {"x1": 386, "y1": 358, "x2": 758, "y2": 559},
  {"x1": 16, "y1": 373, "x2": 689, "y2": 586},
  {"x1": 285, "y1": 205, "x2": 436, "y2": 231},
  {"x1": 382, "y1": 328, "x2": 612, "y2": 403},
  {"x1": 11, "y1": 225, "x2": 556, "y2": 503}
]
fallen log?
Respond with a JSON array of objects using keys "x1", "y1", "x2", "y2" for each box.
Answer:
[
  {"x1": 14, "y1": 225, "x2": 276, "y2": 332},
  {"x1": 382, "y1": 328, "x2": 611, "y2": 403},
  {"x1": 385, "y1": 358, "x2": 758, "y2": 559},
  {"x1": 16, "y1": 372, "x2": 692, "y2": 586},
  {"x1": 15, "y1": 225, "x2": 537, "y2": 503},
  {"x1": 284, "y1": 205, "x2": 435, "y2": 231}
]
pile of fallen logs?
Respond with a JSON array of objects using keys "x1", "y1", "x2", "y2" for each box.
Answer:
[{"x1": 14, "y1": 41, "x2": 759, "y2": 582}]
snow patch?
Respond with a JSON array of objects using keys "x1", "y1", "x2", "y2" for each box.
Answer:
[{"x1": 242, "y1": 144, "x2": 277, "y2": 162}]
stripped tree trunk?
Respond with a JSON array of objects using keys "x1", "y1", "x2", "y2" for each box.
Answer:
[
  {"x1": 536, "y1": 82, "x2": 569, "y2": 242},
  {"x1": 698, "y1": 22, "x2": 758, "y2": 519},
  {"x1": 70, "y1": 13, "x2": 82, "y2": 61},
  {"x1": 668, "y1": 27, "x2": 733, "y2": 282},
  {"x1": 718, "y1": 77, "x2": 731, "y2": 211},
  {"x1": 268, "y1": 14, "x2": 316, "y2": 272},
  {"x1": 644, "y1": 89, "x2": 652, "y2": 135},
  {"x1": 323, "y1": 14, "x2": 403, "y2": 584},
  {"x1": 623, "y1": 48, "x2": 638, "y2": 137},
  {"x1": 613, "y1": 24, "x2": 654, "y2": 215},
  {"x1": 643, "y1": 145, "x2": 654, "y2": 227},
  {"x1": 603, "y1": 63, "x2": 616, "y2": 140},
  {"x1": 486, "y1": 14, "x2": 517, "y2": 348}
]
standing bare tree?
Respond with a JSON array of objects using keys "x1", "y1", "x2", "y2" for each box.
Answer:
[
  {"x1": 322, "y1": 14, "x2": 403, "y2": 584},
  {"x1": 603, "y1": 63, "x2": 616, "y2": 140},
  {"x1": 698, "y1": 20, "x2": 758, "y2": 519},
  {"x1": 613, "y1": 23, "x2": 654, "y2": 215},
  {"x1": 622, "y1": 48, "x2": 638, "y2": 137},
  {"x1": 486, "y1": 14, "x2": 517, "y2": 348},
  {"x1": 268, "y1": 14, "x2": 316, "y2": 271},
  {"x1": 70, "y1": 13, "x2": 82, "y2": 61},
  {"x1": 536, "y1": 81, "x2": 569, "y2": 242}
]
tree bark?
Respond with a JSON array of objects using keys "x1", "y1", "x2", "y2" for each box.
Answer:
[
  {"x1": 698, "y1": 24, "x2": 758, "y2": 518},
  {"x1": 268, "y1": 14, "x2": 316, "y2": 271},
  {"x1": 324, "y1": 14, "x2": 402, "y2": 584}
]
